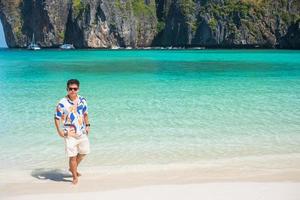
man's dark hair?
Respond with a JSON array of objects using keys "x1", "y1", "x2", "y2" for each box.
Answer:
[{"x1": 67, "y1": 79, "x2": 80, "y2": 87}]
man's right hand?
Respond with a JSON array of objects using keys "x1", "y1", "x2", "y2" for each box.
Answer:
[
  {"x1": 67, "y1": 128, "x2": 78, "y2": 138},
  {"x1": 59, "y1": 128, "x2": 77, "y2": 138},
  {"x1": 67, "y1": 128, "x2": 81, "y2": 139}
]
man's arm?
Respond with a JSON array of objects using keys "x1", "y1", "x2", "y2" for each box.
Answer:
[
  {"x1": 84, "y1": 113, "x2": 90, "y2": 134},
  {"x1": 54, "y1": 118, "x2": 64, "y2": 138},
  {"x1": 84, "y1": 113, "x2": 89, "y2": 124},
  {"x1": 83, "y1": 113, "x2": 90, "y2": 134},
  {"x1": 83, "y1": 98, "x2": 90, "y2": 134}
]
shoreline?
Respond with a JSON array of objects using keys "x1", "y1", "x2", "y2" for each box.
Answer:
[{"x1": 1, "y1": 47, "x2": 300, "y2": 50}]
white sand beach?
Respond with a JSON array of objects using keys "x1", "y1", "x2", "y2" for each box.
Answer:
[
  {"x1": 1, "y1": 157, "x2": 300, "y2": 200},
  {"x1": 3, "y1": 182, "x2": 300, "y2": 200}
]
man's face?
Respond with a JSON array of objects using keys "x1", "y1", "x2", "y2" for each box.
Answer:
[{"x1": 67, "y1": 84, "x2": 79, "y2": 96}]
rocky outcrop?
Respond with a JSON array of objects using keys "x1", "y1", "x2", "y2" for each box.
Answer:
[
  {"x1": 63, "y1": 0, "x2": 157, "y2": 48},
  {"x1": 279, "y1": 20, "x2": 300, "y2": 49},
  {"x1": 0, "y1": 0, "x2": 157, "y2": 48},
  {"x1": 154, "y1": 0, "x2": 300, "y2": 48},
  {"x1": 0, "y1": 0, "x2": 299, "y2": 48}
]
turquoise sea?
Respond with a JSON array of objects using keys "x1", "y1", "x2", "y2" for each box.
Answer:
[{"x1": 0, "y1": 49, "x2": 299, "y2": 172}]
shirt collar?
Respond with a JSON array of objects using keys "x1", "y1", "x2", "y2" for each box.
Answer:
[{"x1": 66, "y1": 95, "x2": 79, "y2": 105}]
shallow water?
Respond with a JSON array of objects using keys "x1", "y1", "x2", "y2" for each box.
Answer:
[{"x1": 0, "y1": 49, "x2": 299, "y2": 170}]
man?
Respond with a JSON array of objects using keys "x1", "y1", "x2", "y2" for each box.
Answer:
[{"x1": 54, "y1": 79, "x2": 90, "y2": 184}]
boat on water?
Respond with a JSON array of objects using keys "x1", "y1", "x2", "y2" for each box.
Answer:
[
  {"x1": 111, "y1": 46, "x2": 120, "y2": 49},
  {"x1": 190, "y1": 47, "x2": 205, "y2": 50},
  {"x1": 27, "y1": 33, "x2": 41, "y2": 50},
  {"x1": 59, "y1": 44, "x2": 75, "y2": 50}
]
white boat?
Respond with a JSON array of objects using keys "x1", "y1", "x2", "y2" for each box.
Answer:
[
  {"x1": 190, "y1": 47, "x2": 205, "y2": 50},
  {"x1": 59, "y1": 44, "x2": 75, "y2": 49},
  {"x1": 27, "y1": 33, "x2": 41, "y2": 50},
  {"x1": 111, "y1": 46, "x2": 120, "y2": 49}
]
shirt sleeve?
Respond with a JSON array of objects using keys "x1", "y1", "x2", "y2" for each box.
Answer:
[
  {"x1": 82, "y1": 98, "x2": 88, "y2": 115},
  {"x1": 54, "y1": 102, "x2": 64, "y2": 120}
]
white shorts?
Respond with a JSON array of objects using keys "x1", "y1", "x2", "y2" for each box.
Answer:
[{"x1": 64, "y1": 134, "x2": 90, "y2": 157}]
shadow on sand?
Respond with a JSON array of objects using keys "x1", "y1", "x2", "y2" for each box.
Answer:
[{"x1": 31, "y1": 168, "x2": 72, "y2": 182}]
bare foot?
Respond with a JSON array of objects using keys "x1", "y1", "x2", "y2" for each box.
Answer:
[
  {"x1": 72, "y1": 177, "x2": 78, "y2": 185},
  {"x1": 69, "y1": 168, "x2": 81, "y2": 176}
]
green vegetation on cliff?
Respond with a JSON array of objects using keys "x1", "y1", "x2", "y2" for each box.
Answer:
[
  {"x1": 72, "y1": 0, "x2": 85, "y2": 17},
  {"x1": 157, "y1": 20, "x2": 165, "y2": 33},
  {"x1": 57, "y1": 31, "x2": 64, "y2": 41},
  {"x1": 132, "y1": 0, "x2": 156, "y2": 17},
  {"x1": 179, "y1": 0, "x2": 196, "y2": 16},
  {"x1": 115, "y1": 0, "x2": 155, "y2": 17}
]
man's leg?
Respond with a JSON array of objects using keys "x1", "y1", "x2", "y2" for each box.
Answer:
[
  {"x1": 77, "y1": 136, "x2": 90, "y2": 174},
  {"x1": 69, "y1": 154, "x2": 85, "y2": 176},
  {"x1": 77, "y1": 154, "x2": 86, "y2": 165},
  {"x1": 76, "y1": 154, "x2": 86, "y2": 176},
  {"x1": 69, "y1": 156, "x2": 78, "y2": 184}
]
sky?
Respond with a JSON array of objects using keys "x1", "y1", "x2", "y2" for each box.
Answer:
[{"x1": 0, "y1": 20, "x2": 8, "y2": 48}]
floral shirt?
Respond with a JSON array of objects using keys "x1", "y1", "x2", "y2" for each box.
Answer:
[{"x1": 55, "y1": 95, "x2": 88, "y2": 136}]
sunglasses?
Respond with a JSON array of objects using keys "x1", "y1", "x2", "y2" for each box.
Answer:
[{"x1": 68, "y1": 87, "x2": 78, "y2": 91}]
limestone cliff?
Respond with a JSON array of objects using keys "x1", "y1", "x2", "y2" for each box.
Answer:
[{"x1": 0, "y1": 0, "x2": 299, "y2": 48}]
